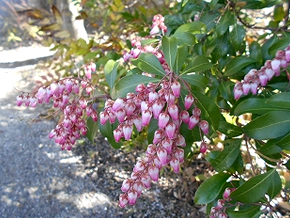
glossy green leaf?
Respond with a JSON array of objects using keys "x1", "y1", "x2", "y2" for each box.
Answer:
[
  {"x1": 192, "y1": 91, "x2": 220, "y2": 131},
  {"x1": 86, "y1": 117, "x2": 98, "y2": 143},
  {"x1": 230, "y1": 169, "x2": 276, "y2": 203},
  {"x1": 175, "y1": 21, "x2": 206, "y2": 35},
  {"x1": 250, "y1": 41, "x2": 263, "y2": 64},
  {"x1": 269, "y1": 37, "x2": 290, "y2": 56},
  {"x1": 233, "y1": 98, "x2": 284, "y2": 116},
  {"x1": 268, "y1": 170, "x2": 282, "y2": 199},
  {"x1": 104, "y1": 60, "x2": 118, "y2": 89},
  {"x1": 180, "y1": 74, "x2": 209, "y2": 89},
  {"x1": 218, "y1": 119, "x2": 243, "y2": 138},
  {"x1": 131, "y1": 53, "x2": 166, "y2": 76},
  {"x1": 99, "y1": 122, "x2": 121, "y2": 149},
  {"x1": 173, "y1": 32, "x2": 196, "y2": 45},
  {"x1": 258, "y1": 141, "x2": 282, "y2": 155},
  {"x1": 227, "y1": 205, "x2": 261, "y2": 218},
  {"x1": 276, "y1": 132, "x2": 290, "y2": 150},
  {"x1": 194, "y1": 173, "x2": 230, "y2": 204},
  {"x1": 274, "y1": 4, "x2": 285, "y2": 22},
  {"x1": 224, "y1": 57, "x2": 256, "y2": 76},
  {"x1": 243, "y1": 111, "x2": 290, "y2": 140},
  {"x1": 216, "y1": 10, "x2": 234, "y2": 36},
  {"x1": 211, "y1": 139, "x2": 241, "y2": 172},
  {"x1": 230, "y1": 23, "x2": 246, "y2": 51},
  {"x1": 162, "y1": 36, "x2": 177, "y2": 71},
  {"x1": 261, "y1": 35, "x2": 279, "y2": 60},
  {"x1": 267, "y1": 92, "x2": 290, "y2": 109},
  {"x1": 174, "y1": 45, "x2": 188, "y2": 73},
  {"x1": 182, "y1": 55, "x2": 213, "y2": 75},
  {"x1": 111, "y1": 74, "x2": 158, "y2": 98},
  {"x1": 147, "y1": 119, "x2": 158, "y2": 144}
]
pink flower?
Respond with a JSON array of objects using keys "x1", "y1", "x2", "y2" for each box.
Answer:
[
  {"x1": 148, "y1": 165, "x2": 159, "y2": 181},
  {"x1": 158, "y1": 112, "x2": 170, "y2": 129},
  {"x1": 36, "y1": 87, "x2": 46, "y2": 99},
  {"x1": 180, "y1": 110, "x2": 190, "y2": 124},
  {"x1": 184, "y1": 95, "x2": 194, "y2": 110},
  {"x1": 199, "y1": 120, "x2": 209, "y2": 135},
  {"x1": 119, "y1": 194, "x2": 128, "y2": 208},
  {"x1": 141, "y1": 110, "x2": 152, "y2": 126},
  {"x1": 123, "y1": 124, "x2": 133, "y2": 140},
  {"x1": 149, "y1": 92, "x2": 159, "y2": 102},
  {"x1": 133, "y1": 117, "x2": 142, "y2": 132},
  {"x1": 141, "y1": 174, "x2": 151, "y2": 188},
  {"x1": 165, "y1": 122, "x2": 176, "y2": 139},
  {"x1": 200, "y1": 142, "x2": 207, "y2": 153},
  {"x1": 161, "y1": 138, "x2": 173, "y2": 153},
  {"x1": 113, "y1": 128, "x2": 123, "y2": 142},
  {"x1": 171, "y1": 81, "x2": 181, "y2": 98},
  {"x1": 127, "y1": 189, "x2": 138, "y2": 205},
  {"x1": 174, "y1": 148, "x2": 184, "y2": 163},
  {"x1": 153, "y1": 129, "x2": 163, "y2": 144},
  {"x1": 150, "y1": 25, "x2": 160, "y2": 35},
  {"x1": 152, "y1": 100, "x2": 164, "y2": 118},
  {"x1": 271, "y1": 59, "x2": 281, "y2": 72},
  {"x1": 112, "y1": 98, "x2": 125, "y2": 111},
  {"x1": 168, "y1": 104, "x2": 179, "y2": 120},
  {"x1": 188, "y1": 115, "x2": 199, "y2": 130},
  {"x1": 242, "y1": 83, "x2": 251, "y2": 95},
  {"x1": 157, "y1": 147, "x2": 168, "y2": 165},
  {"x1": 223, "y1": 188, "x2": 231, "y2": 200},
  {"x1": 115, "y1": 109, "x2": 126, "y2": 123},
  {"x1": 170, "y1": 158, "x2": 180, "y2": 173}
]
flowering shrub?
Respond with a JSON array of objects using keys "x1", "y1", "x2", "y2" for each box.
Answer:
[{"x1": 16, "y1": 0, "x2": 290, "y2": 217}]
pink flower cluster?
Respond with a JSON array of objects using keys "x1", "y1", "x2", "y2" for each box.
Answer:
[
  {"x1": 16, "y1": 63, "x2": 97, "y2": 150},
  {"x1": 210, "y1": 188, "x2": 236, "y2": 218},
  {"x1": 150, "y1": 14, "x2": 167, "y2": 35},
  {"x1": 234, "y1": 45, "x2": 290, "y2": 100}
]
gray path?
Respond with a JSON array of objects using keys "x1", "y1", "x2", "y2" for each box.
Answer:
[{"x1": 0, "y1": 47, "x2": 114, "y2": 218}]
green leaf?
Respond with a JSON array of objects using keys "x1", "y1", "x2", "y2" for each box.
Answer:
[
  {"x1": 211, "y1": 139, "x2": 241, "y2": 172},
  {"x1": 268, "y1": 170, "x2": 282, "y2": 199},
  {"x1": 276, "y1": 132, "x2": 290, "y2": 150},
  {"x1": 243, "y1": 111, "x2": 290, "y2": 140},
  {"x1": 173, "y1": 32, "x2": 196, "y2": 45},
  {"x1": 104, "y1": 60, "x2": 118, "y2": 89},
  {"x1": 216, "y1": 10, "x2": 234, "y2": 36},
  {"x1": 267, "y1": 92, "x2": 290, "y2": 109},
  {"x1": 230, "y1": 23, "x2": 246, "y2": 51},
  {"x1": 99, "y1": 121, "x2": 121, "y2": 149},
  {"x1": 218, "y1": 119, "x2": 243, "y2": 138},
  {"x1": 111, "y1": 74, "x2": 158, "y2": 99},
  {"x1": 194, "y1": 173, "x2": 230, "y2": 204},
  {"x1": 269, "y1": 37, "x2": 290, "y2": 56},
  {"x1": 147, "y1": 119, "x2": 158, "y2": 144},
  {"x1": 162, "y1": 36, "x2": 177, "y2": 71},
  {"x1": 86, "y1": 117, "x2": 98, "y2": 143},
  {"x1": 250, "y1": 41, "x2": 263, "y2": 64},
  {"x1": 227, "y1": 205, "x2": 261, "y2": 218},
  {"x1": 182, "y1": 55, "x2": 213, "y2": 75},
  {"x1": 233, "y1": 98, "x2": 285, "y2": 116},
  {"x1": 224, "y1": 57, "x2": 256, "y2": 76},
  {"x1": 175, "y1": 21, "x2": 206, "y2": 35},
  {"x1": 140, "y1": 39, "x2": 159, "y2": 46},
  {"x1": 192, "y1": 91, "x2": 220, "y2": 131},
  {"x1": 258, "y1": 141, "x2": 282, "y2": 155},
  {"x1": 131, "y1": 53, "x2": 166, "y2": 76},
  {"x1": 230, "y1": 169, "x2": 276, "y2": 203},
  {"x1": 261, "y1": 35, "x2": 279, "y2": 60},
  {"x1": 174, "y1": 45, "x2": 188, "y2": 73},
  {"x1": 180, "y1": 74, "x2": 209, "y2": 89},
  {"x1": 274, "y1": 4, "x2": 285, "y2": 22}
]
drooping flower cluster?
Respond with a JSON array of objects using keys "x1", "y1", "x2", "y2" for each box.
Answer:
[
  {"x1": 234, "y1": 45, "x2": 290, "y2": 100},
  {"x1": 16, "y1": 62, "x2": 97, "y2": 150},
  {"x1": 209, "y1": 188, "x2": 236, "y2": 218}
]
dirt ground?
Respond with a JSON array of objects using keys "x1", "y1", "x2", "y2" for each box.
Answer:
[{"x1": 0, "y1": 45, "x2": 207, "y2": 217}]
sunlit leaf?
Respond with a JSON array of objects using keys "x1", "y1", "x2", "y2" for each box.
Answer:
[
  {"x1": 104, "y1": 60, "x2": 118, "y2": 89},
  {"x1": 162, "y1": 36, "x2": 177, "y2": 71}
]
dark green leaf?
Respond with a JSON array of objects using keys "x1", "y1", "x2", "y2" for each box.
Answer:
[
  {"x1": 250, "y1": 41, "x2": 263, "y2": 64},
  {"x1": 230, "y1": 23, "x2": 246, "y2": 51},
  {"x1": 211, "y1": 139, "x2": 241, "y2": 172},
  {"x1": 131, "y1": 53, "x2": 166, "y2": 76},
  {"x1": 192, "y1": 91, "x2": 220, "y2": 131},
  {"x1": 175, "y1": 21, "x2": 206, "y2": 35},
  {"x1": 216, "y1": 10, "x2": 234, "y2": 36},
  {"x1": 261, "y1": 35, "x2": 279, "y2": 60},
  {"x1": 99, "y1": 122, "x2": 121, "y2": 149},
  {"x1": 174, "y1": 45, "x2": 188, "y2": 73},
  {"x1": 230, "y1": 169, "x2": 276, "y2": 203},
  {"x1": 227, "y1": 205, "x2": 261, "y2": 218},
  {"x1": 269, "y1": 37, "x2": 290, "y2": 56},
  {"x1": 111, "y1": 74, "x2": 158, "y2": 98},
  {"x1": 173, "y1": 32, "x2": 196, "y2": 45},
  {"x1": 243, "y1": 111, "x2": 290, "y2": 140},
  {"x1": 267, "y1": 92, "x2": 290, "y2": 109},
  {"x1": 180, "y1": 74, "x2": 209, "y2": 89},
  {"x1": 147, "y1": 119, "x2": 158, "y2": 144},
  {"x1": 233, "y1": 98, "x2": 285, "y2": 116},
  {"x1": 259, "y1": 141, "x2": 282, "y2": 155},
  {"x1": 218, "y1": 119, "x2": 243, "y2": 138},
  {"x1": 162, "y1": 36, "x2": 177, "y2": 71},
  {"x1": 104, "y1": 60, "x2": 118, "y2": 89},
  {"x1": 276, "y1": 132, "x2": 290, "y2": 150},
  {"x1": 86, "y1": 117, "x2": 98, "y2": 143},
  {"x1": 224, "y1": 57, "x2": 256, "y2": 76},
  {"x1": 268, "y1": 170, "x2": 282, "y2": 199},
  {"x1": 194, "y1": 173, "x2": 230, "y2": 204},
  {"x1": 182, "y1": 55, "x2": 213, "y2": 75}
]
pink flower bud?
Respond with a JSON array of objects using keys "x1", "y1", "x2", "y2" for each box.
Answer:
[
  {"x1": 133, "y1": 181, "x2": 144, "y2": 197},
  {"x1": 223, "y1": 188, "x2": 231, "y2": 200},
  {"x1": 250, "y1": 82, "x2": 258, "y2": 95},
  {"x1": 146, "y1": 144, "x2": 157, "y2": 155},
  {"x1": 141, "y1": 174, "x2": 151, "y2": 188},
  {"x1": 149, "y1": 92, "x2": 159, "y2": 102},
  {"x1": 153, "y1": 156, "x2": 163, "y2": 169},
  {"x1": 100, "y1": 111, "x2": 109, "y2": 125},
  {"x1": 123, "y1": 124, "x2": 133, "y2": 140},
  {"x1": 192, "y1": 107, "x2": 201, "y2": 117},
  {"x1": 79, "y1": 97, "x2": 87, "y2": 109},
  {"x1": 16, "y1": 95, "x2": 24, "y2": 106},
  {"x1": 152, "y1": 100, "x2": 164, "y2": 119},
  {"x1": 188, "y1": 115, "x2": 199, "y2": 130},
  {"x1": 50, "y1": 82, "x2": 59, "y2": 96},
  {"x1": 165, "y1": 122, "x2": 176, "y2": 139},
  {"x1": 170, "y1": 158, "x2": 180, "y2": 173},
  {"x1": 113, "y1": 128, "x2": 123, "y2": 142},
  {"x1": 91, "y1": 62, "x2": 96, "y2": 72},
  {"x1": 127, "y1": 189, "x2": 138, "y2": 205},
  {"x1": 86, "y1": 106, "x2": 93, "y2": 117},
  {"x1": 161, "y1": 138, "x2": 173, "y2": 153},
  {"x1": 153, "y1": 129, "x2": 163, "y2": 144},
  {"x1": 165, "y1": 92, "x2": 175, "y2": 105},
  {"x1": 135, "y1": 84, "x2": 146, "y2": 93},
  {"x1": 108, "y1": 111, "x2": 116, "y2": 124},
  {"x1": 199, "y1": 120, "x2": 209, "y2": 135},
  {"x1": 36, "y1": 87, "x2": 46, "y2": 99},
  {"x1": 150, "y1": 25, "x2": 160, "y2": 35},
  {"x1": 242, "y1": 83, "x2": 251, "y2": 95},
  {"x1": 176, "y1": 134, "x2": 186, "y2": 147},
  {"x1": 171, "y1": 81, "x2": 181, "y2": 98},
  {"x1": 141, "y1": 110, "x2": 152, "y2": 126},
  {"x1": 168, "y1": 104, "x2": 179, "y2": 120},
  {"x1": 48, "y1": 129, "x2": 56, "y2": 138},
  {"x1": 157, "y1": 147, "x2": 168, "y2": 165},
  {"x1": 133, "y1": 117, "x2": 142, "y2": 132},
  {"x1": 29, "y1": 97, "x2": 38, "y2": 107},
  {"x1": 148, "y1": 165, "x2": 159, "y2": 181},
  {"x1": 119, "y1": 193, "x2": 128, "y2": 208},
  {"x1": 174, "y1": 148, "x2": 184, "y2": 163},
  {"x1": 180, "y1": 110, "x2": 190, "y2": 124},
  {"x1": 286, "y1": 50, "x2": 290, "y2": 62},
  {"x1": 72, "y1": 83, "x2": 79, "y2": 94},
  {"x1": 200, "y1": 142, "x2": 207, "y2": 153},
  {"x1": 133, "y1": 160, "x2": 145, "y2": 172},
  {"x1": 81, "y1": 127, "x2": 87, "y2": 135},
  {"x1": 125, "y1": 102, "x2": 136, "y2": 116},
  {"x1": 184, "y1": 95, "x2": 194, "y2": 110},
  {"x1": 271, "y1": 59, "x2": 281, "y2": 72},
  {"x1": 112, "y1": 98, "x2": 125, "y2": 112},
  {"x1": 65, "y1": 79, "x2": 73, "y2": 93},
  {"x1": 158, "y1": 112, "x2": 170, "y2": 129},
  {"x1": 91, "y1": 111, "x2": 98, "y2": 122},
  {"x1": 115, "y1": 109, "x2": 126, "y2": 123},
  {"x1": 265, "y1": 68, "x2": 275, "y2": 81},
  {"x1": 141, "y1": 101, "x2": 149, "y2": 112},
  {"x1": 85, "y1": 67, "x2": 91, "y2": 79}
]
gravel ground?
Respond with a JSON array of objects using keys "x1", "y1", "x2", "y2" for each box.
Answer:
[{"x1": 0, "y1": 46, "x2": 206, "y2": 218}]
